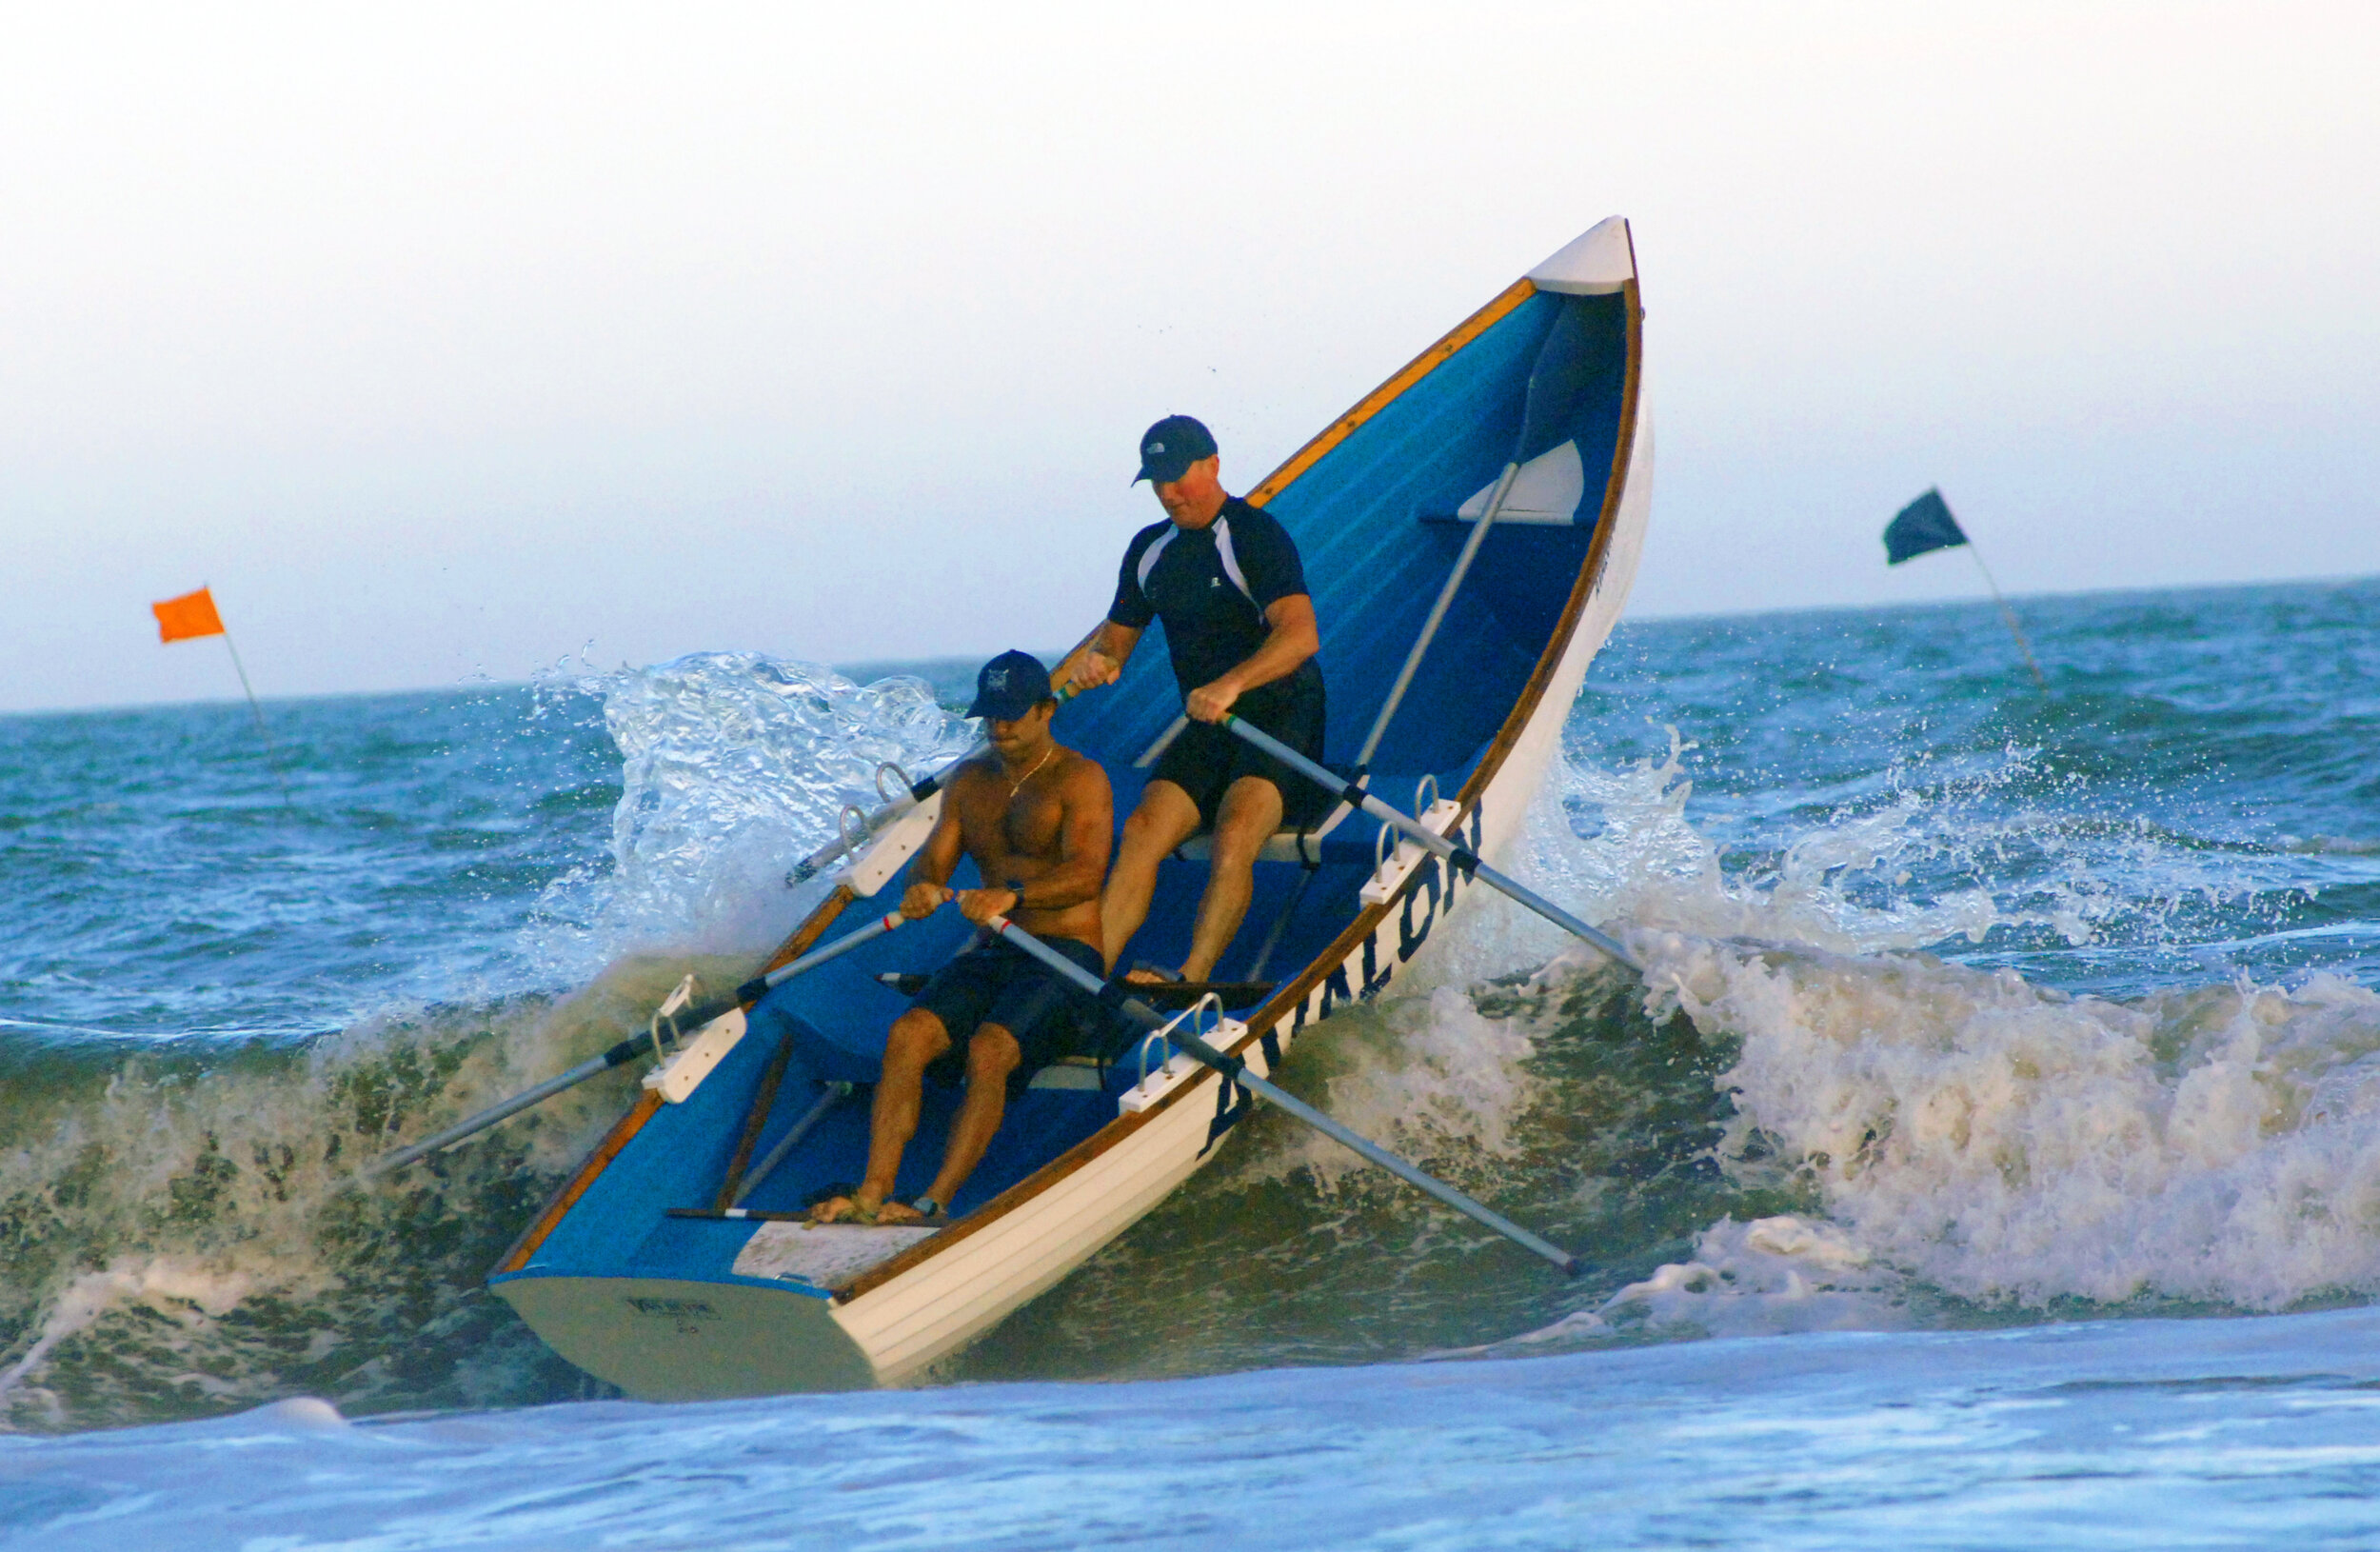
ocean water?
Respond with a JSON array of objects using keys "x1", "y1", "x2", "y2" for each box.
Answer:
[{"x1": 4, "y1": 578, "x2": 2379, "y2": 1546}]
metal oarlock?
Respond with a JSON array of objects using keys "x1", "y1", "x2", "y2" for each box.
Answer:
[
  {"x1": 1136, "y1": 993, "x2": 1222, "y2": 1088},
  {"x1": 647, "y1": 974, "x2": 698, "y2": 1066},
  {"x1": 368, "y1": 975, "x2": 711, "y2": 1176},
  {"x1": 781, "y1": 659, "x2": 1091, "y2": 886},
  {"x1": 988, "y1": 915, "x2": 1585, "y2": 1277},
  {"x1": 1220, "y1": 714, "x2": 1642, "y2": 975}
]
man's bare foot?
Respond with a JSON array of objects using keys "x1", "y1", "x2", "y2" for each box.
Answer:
[
  {"x1": 873, "y1": 1199, "x2": 926, "y2": 1225},
  {"x1": 1123, "y1": 962, "x2": 1184, "y2": 985},
  {"x1": 809, "y1": 1195, "x2": 880, "y2": 1225}
]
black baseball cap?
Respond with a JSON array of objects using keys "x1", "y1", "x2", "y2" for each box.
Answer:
[
  {"x1": 1133, "y1": 414, "x2": 1219, "y2": 486},
  {"x1": 965, "y1": 649, "x2": 1055, "y2": 722}
]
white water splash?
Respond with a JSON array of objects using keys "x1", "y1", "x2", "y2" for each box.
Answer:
[
  {"x1": 1272, "y1": 728, "x2": 2380, "y2": 1326},
  {"x1": 0, "y1": 970, "x2": 710, "y2": 1430},
  {"x1": 0, "y1": 1260, "x2": 259, "y2": 1421},
  {"x1": 1537, "y1": 726, "x2": 2289, "y2": 965},
  {"x1": 1465, "y1": 1214, "x2": 1913, "y2": 1354},
  {"x1": 1643, "y1": 934, "x2": 2380, "y2": 1311},
  {"x1": 523, "y1": 653, "x2": 975, "y2": 975}
]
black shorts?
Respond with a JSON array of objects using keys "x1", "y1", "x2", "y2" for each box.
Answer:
[
  {"x1": 910, "y1": 934, "x2": 1108, "y2": 1087},
  {"x1": 1152, "y1": 669, "x2": 1331, "y2": 831}
]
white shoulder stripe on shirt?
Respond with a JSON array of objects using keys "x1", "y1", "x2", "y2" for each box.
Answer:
[{"x1": 1137, "y1": 520, "x2": 1257, "y2": 607}]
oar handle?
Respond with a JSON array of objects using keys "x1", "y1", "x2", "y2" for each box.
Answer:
[
  {"x1": 1219, "y1": 714, "x2": 1642, "y2": 974},
  {"x1": 739, "y1": 911, "x2": 906, "y2": 1005},
  {"x1": 984, "y1": 916, "x2": 1583, "y2": 1277}
]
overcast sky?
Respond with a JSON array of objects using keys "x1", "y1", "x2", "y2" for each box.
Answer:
[{"x1": 5, "y1": 3, "x2": 2375, "y2": 713}]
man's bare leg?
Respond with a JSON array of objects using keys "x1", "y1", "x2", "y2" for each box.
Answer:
[
  {"x1": 1180, "y1": 776, "x2": 1283, "y2": 983},
  {"x1": 813, "y1": 1006, "x2": 947, "y2": 1223},
  {"x1": 889, "y1": 1025, "x2": 1023, "y2": 1220},
  {"x1": 1101, "y1": 779, "x2": 1202, "y2": 973}
]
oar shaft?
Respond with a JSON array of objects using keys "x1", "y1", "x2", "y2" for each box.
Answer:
[
  {"x1": 740, "y1": 911, "x2": 905, "y2": 1005},
  {"x1": 375, "y1": 912, "x2": 902, "y2": 1177},
  {"x1": 369, "y1": 1035, "x2": 645, "y2": 1175},
  {"x1": 1358, "y1": 459, "x2": 1518, "y2": 767},
  {"x1": 786, "y1": 747, "x2": 979, "y2": 885},
  {"x1": 987, "y1": 917, "x2": 1582, "y2": 1276},
  {"x1": 1220, "y1": 714, "x2": 1641, "y2": 974},
  {"x1": 731, "y1": 1081, "x2": 852, "y2": 1207}
]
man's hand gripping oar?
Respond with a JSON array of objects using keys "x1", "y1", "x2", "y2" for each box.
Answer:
[
  {"x1": 1217, "y1": 714, "x2": 1643, "y2": 976},
  {"x1": 988, "y1": 914, "x2": 1585, "y2": 1276},
  {"x1": 371, "y1": 668, "x2": 1092, "y2": 1176}
]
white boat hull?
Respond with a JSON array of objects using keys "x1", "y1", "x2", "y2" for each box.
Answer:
[{"x1": 494, "y1": 222, "x2": 1653, "y2": 1398}]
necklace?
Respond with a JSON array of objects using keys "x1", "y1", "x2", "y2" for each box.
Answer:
[{"x1": 1004, "y1": 745, "x2": 1055, "y2": 801}]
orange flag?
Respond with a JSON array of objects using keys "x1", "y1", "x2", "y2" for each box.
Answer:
[{"x1": 153, "y1": 586, "x2": 227, "y2": 644}]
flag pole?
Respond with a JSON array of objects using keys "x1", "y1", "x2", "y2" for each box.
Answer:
[
  {"x1": 219, "y1": 629, "x2": 296, "y2": 808},
  {"x1": 1962, "y1": 544, "x2": 2046, "y2": 689}
]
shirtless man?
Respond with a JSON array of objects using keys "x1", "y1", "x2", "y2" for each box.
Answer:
[{"x1": 813, "y1": 650, "x2": 1113, "y2": 1226}]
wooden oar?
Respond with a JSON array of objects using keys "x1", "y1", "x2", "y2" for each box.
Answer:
[
  {"x1": 1218, "y1": 713, "x2": 1643, "y2": 975},
  {"x1": 987, "y1": 916, "x2": 1585, "y2": 1276},
  {"x1": 368, "y1": 912, "x2": 909, "y2": 1177}
]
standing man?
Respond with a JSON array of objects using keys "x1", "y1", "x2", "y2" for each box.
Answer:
[
  {"x1": 812, "y1": 651, "x2": 1113, "y2": 1226},
  {"x1": 1058, "y1": 415, "x2": 1326, "y2": 984}
]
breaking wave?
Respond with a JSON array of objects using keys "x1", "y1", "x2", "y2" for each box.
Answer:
[
  {"x1": 5, "y1": 590, "x2": 2378, "y2": 1429},
  {"x1": 0, "y1": 656, "x2": 969, "y2": 1432}
]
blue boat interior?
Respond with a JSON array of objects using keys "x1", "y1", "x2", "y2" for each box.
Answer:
[{"x1": 495, "y1": 289, "x2": 1630, "y2": 1296}]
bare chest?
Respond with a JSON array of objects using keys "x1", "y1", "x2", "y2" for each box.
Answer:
[{"x1": 955, "y1": 768, "x2": 1063, "y2": 862}]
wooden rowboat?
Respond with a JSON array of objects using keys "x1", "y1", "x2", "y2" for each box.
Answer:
[{"x1": 489, "y1": 216, "x2": 1653, "y2": 1395}]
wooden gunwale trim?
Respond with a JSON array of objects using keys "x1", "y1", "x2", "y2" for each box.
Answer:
[
  {"x1": 1453, "y1": 275, "x2": 1643, "y2": 815},
  {"x1": 1244, "y1": 277, "x2": 1537, "y2": 508},
  {"x1": 1240, "y1": 274, "x2": 1644, "y2": 1041},
  {"x1": 491, "y1": 884, "x2": 862, "y2": 1279},
  {"x1": 838, "y1": 1094, "x2": 1160, "y2": 1301},
  {"x1": 761, "y1": 883, "x2": 859, "y2": 975},
  {"x1": 839, "y1": 263, "x2": 1647, "y2": 1307},
  {"x1": 494, "y1": 1090, "x2": 664, "y2": 1274}
]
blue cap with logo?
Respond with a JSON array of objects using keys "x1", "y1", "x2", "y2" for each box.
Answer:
[
  {"x1": 965, "y1": 649, "x2": 1055, "y2": 722},
  {"x1": 1132, "y1": 414, "x2": 1219, "y2": 486}
]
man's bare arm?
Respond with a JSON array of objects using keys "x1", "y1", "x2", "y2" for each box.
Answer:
[
  {"x1": 1056, "y1": 621, "x2": 1143, "y2": 694},
  {"x1": 1185, "y1": 594, "x2": 1319, "y2": 723},
  {"x1": 898, "y1": 788, "x2": 968, "y2": 919}
]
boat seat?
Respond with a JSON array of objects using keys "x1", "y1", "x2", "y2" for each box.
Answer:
[
  {"x1": 1169, "y1": 788, "x2": 1367, "y2": 866},
  {"x1": 1026, "y1": 1056, "x2": 1106, "y2": 1091}
]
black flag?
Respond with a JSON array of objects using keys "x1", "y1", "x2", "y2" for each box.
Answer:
[{"x1": 1884, "y1": 487, "x2": 1968, "y2": 565}]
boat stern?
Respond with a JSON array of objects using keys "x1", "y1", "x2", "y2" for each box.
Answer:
[{"x1": 492, "y1": 1271, "x2": 877, "y2": 1399}]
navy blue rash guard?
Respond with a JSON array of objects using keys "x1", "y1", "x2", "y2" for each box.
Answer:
[{"x1": 1107, "y1": 496, "x2": 1321, "y2": 699}]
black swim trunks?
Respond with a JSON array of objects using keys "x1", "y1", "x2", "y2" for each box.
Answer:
[
  {"x1": 910, "y1": 934, "x2": 1110, "y2": 1088},
  {"x1": 1150, "y1": 670, "x2": 1332, "y2": 831}
]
